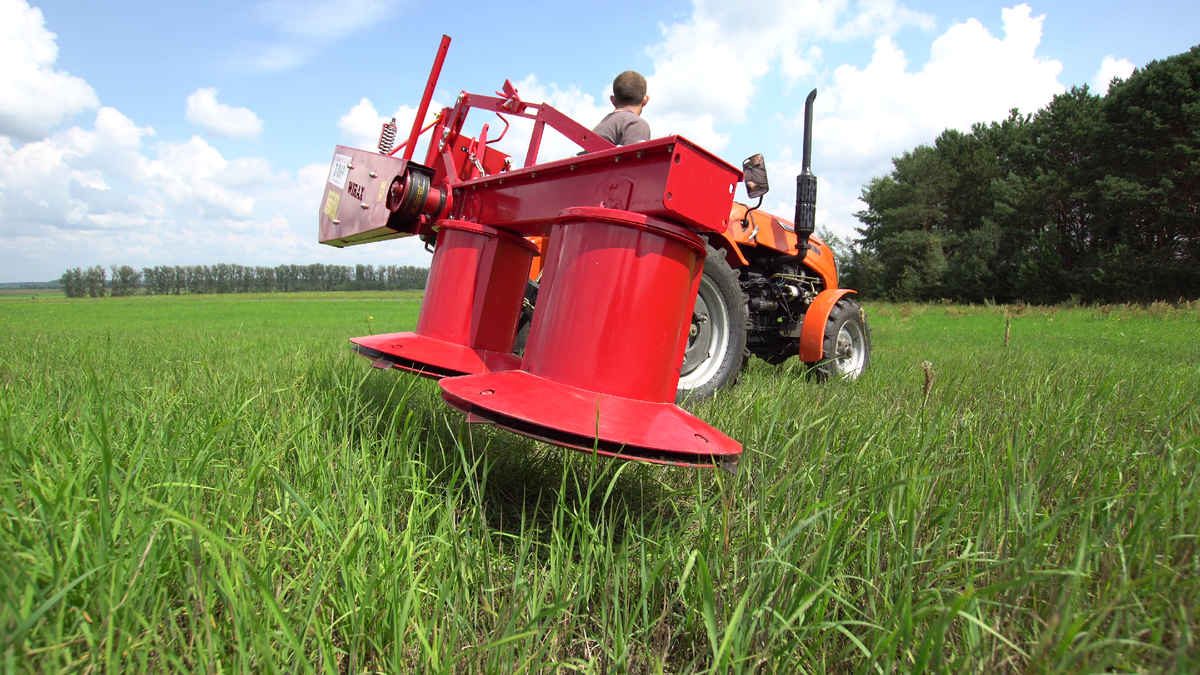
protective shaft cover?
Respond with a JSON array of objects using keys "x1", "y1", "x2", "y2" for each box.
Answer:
[{"x1": 319, "y1": 146, "x2": 421, "y2": 247}]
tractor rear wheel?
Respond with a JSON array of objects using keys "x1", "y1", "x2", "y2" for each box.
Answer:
[
  {"x1": 807, "y1": 297, "x2": 871, "y2": 382},
  {"x1": 676, "y1": 244, "x2": 749, "y2": 402}
]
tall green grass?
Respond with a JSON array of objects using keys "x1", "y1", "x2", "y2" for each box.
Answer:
[{"x1": 1, "y1": 295, "x2": 1197, "y2": 673}]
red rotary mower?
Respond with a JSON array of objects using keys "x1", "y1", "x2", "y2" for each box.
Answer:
[{"x1": 318, "y1": 36, "x2": 871, "y2": 471}]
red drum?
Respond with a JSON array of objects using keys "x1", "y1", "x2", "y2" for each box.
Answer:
[{"x1": 351, "y1": 220, "x2": 535, "y2": 378}]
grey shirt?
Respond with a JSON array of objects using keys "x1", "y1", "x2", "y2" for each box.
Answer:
[{"x1": 593, "y1": 109, "x2": 651, "y2": 146}]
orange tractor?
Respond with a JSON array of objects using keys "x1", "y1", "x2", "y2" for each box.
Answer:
[{"x1": 318, "y1": 36, "x2": 870, "y2": 469}]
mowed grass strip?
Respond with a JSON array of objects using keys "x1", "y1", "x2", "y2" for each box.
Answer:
[{"x1": 1, "y1": 294, "x2": 1197, "y2": 673}]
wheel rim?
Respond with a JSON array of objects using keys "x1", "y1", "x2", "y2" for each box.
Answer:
[
  {"x1": 678, "y1": 273, "x2": 729, "y2": 389},
  {"x1": 832, "y1": 321, "x2": 867, "y2": 379}
]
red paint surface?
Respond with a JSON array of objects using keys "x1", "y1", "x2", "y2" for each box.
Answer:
[
  {"x1": 350, "y1": 332, "x2": 521, "y2": 379},
  {"x1": 349, "y1": 219, "x2": 534, "y2": 378},
  {"x1": 441, "y1": 370, "x2": 740, "y2": 466},
  {"x1": 447, "y1": 137, "x2": 739, "y2": 236},
  {"x1": 329, "y1": 44, "x2": 748, "y2": 465},
  {"x1": 417, "y1": 221, "x2": 536, "y2": 354},
  {"x1": 522, "y1": 208, "x2": 703, "y2": 402},
  {"x1": 439, "y1": 208, "x2": 743, "y2": 465}
]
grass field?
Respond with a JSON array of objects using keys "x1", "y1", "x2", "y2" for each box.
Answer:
[{"x1": 2, "y1": 292, "x2": 1198, "y2": 673}]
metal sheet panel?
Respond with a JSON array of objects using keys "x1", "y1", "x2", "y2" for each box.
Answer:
[{"x1": 318, "y1": 146, "x2": 417, "y2": 248}]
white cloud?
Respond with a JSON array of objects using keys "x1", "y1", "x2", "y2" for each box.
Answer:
[
  {"x1": 0, "y1": 104, "x2": 434, "y2": 280},
  {"x1": 185, "y1": 88, "x2": 264, "y2": 140},
  {"x1": 1091, "y1": 55, "x2": 1135, "y2": 95},
  {"x1": 337, "y1": 98, "x2": 392, "y2": 151},
  {"x1": 642, "y1": 0, "x2": 935, "y2": 148},
  {"x1": 242, "y1": 0, "x2": 402, "y2": 72},
  {"x1": 0, "y1": 107, "x2": 151, "y2": 232},
  {"x1": 141, "y1": 137, "x2": 276, "y2": 219},
  {"x1": 630, "y1": 0, "x2": 1063, "y2": 241},
  {"x1": 783, "y1": 3, "x2": 1066, "y2": 240},
  {"x1": 832, "y1": 0, "x2": 938, "y2": 40},
  {"x1": 0, "y1": 0, "x2": 99, "y2": 141},
  {"x1": 816, "y1": 5, "x2": 1064, "y2": 168},
  {"x1": 0, "y1": 107, "x2": 278, "y2": 237}
]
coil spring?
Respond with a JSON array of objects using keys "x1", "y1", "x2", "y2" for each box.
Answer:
[{"x1": 378, "y1": 118, "x2": 397, "y2": 155}]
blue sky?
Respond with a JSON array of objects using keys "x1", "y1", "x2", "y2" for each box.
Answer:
[{"x1": 2, "y1": 0, "x2": 1197, "y2": 282}]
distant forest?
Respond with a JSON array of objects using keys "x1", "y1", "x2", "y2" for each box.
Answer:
[
  {"x1": 58, "y1": 263, "x2": 429, "y2": 298},
  {"x1": 841, "y1": 45, "x2": 1199, "y2": 304}
]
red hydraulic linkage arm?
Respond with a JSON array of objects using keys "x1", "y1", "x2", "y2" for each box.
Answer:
[
  {"x1": 403, "y1": 35, "x2": 450, "y2": 161},
  {"x1": 422, "y1": 79, "x2": 616, "y2": 186}
]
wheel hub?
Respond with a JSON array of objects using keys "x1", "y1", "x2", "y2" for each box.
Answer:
[{"x1": 832, "y1": 322, "x2": 867, "y2": 378}]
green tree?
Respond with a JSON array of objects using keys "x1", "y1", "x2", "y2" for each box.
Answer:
[
  {"x1": 854, "y1": 44, "x2": 1200, "y2": 303},
  {"x1": 1094, "y1": 45, "x2": 1200, "y2": 298},
  {"x1": 83, "y1": 265, "x2": 107, "y2": 298},
  {"x1": 877, "y1": 230, "x2": 948, "y2": 300},
  {"x1": 59, "y1": 268, "x2": 85, "y2": 298},
  {"x1": 109, "y1": 265, "x2": 141, "y2": 296}
]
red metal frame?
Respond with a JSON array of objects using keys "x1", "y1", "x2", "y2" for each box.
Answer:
[
  {"x1": 388, "y1": 116, "x2": 440, "y2": 157},
  {"x1": 333, "y1": 36, "x2": 747, "y2": 468},
  {"x1": 446, "y1": 137, "x2": 739, "y2": 236}
]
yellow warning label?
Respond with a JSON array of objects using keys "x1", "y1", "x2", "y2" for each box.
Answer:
[
  {"x1": 377, "y1": 182, "x2": 387, "y2": 202},
  {"x1": 324, "y1": 191, "x2": 340, "y2": 220}
]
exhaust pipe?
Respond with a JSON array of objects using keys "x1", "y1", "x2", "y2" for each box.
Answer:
[{"x1": 794, "y1": 89, "x2": 818, "y2": 256}]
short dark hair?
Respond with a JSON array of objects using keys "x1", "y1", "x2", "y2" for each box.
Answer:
[{"x1": 612, "y1": 70, "x2": 647, "y2": 107}]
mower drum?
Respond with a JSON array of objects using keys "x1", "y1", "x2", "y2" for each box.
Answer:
[
  {"x1": 440, "y1": 208, "x2": 741, "y2": 467},
  {"x1": 351, "y1": 220, "x2": 535, "y2": 378}
]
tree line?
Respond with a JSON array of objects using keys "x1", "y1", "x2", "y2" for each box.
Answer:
[
  {"x1": 58, "y1": 263, "x2": 429, "y2": 298},
  {"x1": 842, "y1": 45, "x2": 1199, "y2": 304}
]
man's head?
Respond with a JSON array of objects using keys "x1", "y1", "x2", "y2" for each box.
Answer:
[{"x1": 610, "y1": 70, "x2": 649, "y2": 113}]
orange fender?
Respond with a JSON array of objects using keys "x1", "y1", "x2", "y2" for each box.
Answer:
[
  {"x1": 526, "y1": 235, "x2": 549, "y2": 281},
  {"x1": 799, "y1": 288, "x2": 856, "y2": 362}
]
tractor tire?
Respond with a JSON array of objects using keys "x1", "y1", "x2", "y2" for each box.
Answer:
[
  {"x1": 676, "y1": 244, "x2": 749, "y2": 403},
  {"x1": 512, "y1": 279, "x2": 538, "y2": 357},
  {"x1": 806, "y1": 297, "x2": 871, "y2": 382}
]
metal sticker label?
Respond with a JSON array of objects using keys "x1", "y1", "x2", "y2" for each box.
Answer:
[
  {"x1": 377, "y1": 181, "x2": 387, "y2": 202},
  {"x1": 323, "y1": 191, "x2": 341, "y2": 220},
  {"x1": 328, "y1": 154, "x2": 352, "y2": 189}
]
